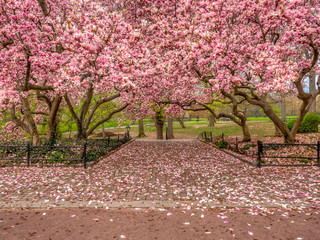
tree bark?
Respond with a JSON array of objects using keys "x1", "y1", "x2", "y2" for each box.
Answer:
[
  {"x1": 167, "y1": 118, "x2": 174, "y2": 139},
  {"x1": 21, "y1": 97, "x2": 41, "y2": 145},
  {"x1": 86, "y1": 104, "x2": 128, "y2": 137},
  {"x1": 241, "y1": 120, "x2": 251, "y2": 142},
  {"x1": 37, "y1": 0, "x2": 49, "y2": 16},
  {"x1": 234, "y1": 89, "x2": 295, "y2": 142},
  {"x1": 155, "y1": 111, "x2": 164, "y2": 140},
  {"x1": 138, "y1": 119, "x2": 146, "y2": 137},
  {"x1": 281, "y1": 98, "x2": 286, "y2": 122},
  {"x1": 46, "y1": 95, "x2": 62, "y2": 143},
  {"x1": 260, "y1": 100, "x2": 294, "y2": 142},
  {"x1": 220, "y1": 90, "x2": 251, "y2": 142},
  {"x1": 176, "y1": 118, "x2": 186, "y2": 128},
  {"x1": 309, "y1": 70, "x2": 317, "y2": 112},
  {"x1": 208, "y1": 115, "x2": 215, "y2": 127},
  {"x1": 274, "y1": 125, "x2": 283, "y2": 137},
  {"x1": 65, "y1": 92, "x2": 126, "y2": 140}
]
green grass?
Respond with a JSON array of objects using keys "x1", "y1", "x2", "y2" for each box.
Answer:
[
  {"x1": 246, "y1": 116, "x2": 298, "y2": 121},
  {"x1": 129, "y1": 120, "x2": 276, "y2": 139},
  {"x1": 58, "y1": 119, "x2": 156, "y2": 133},
  {"x1": 175, "y1": 122, "x2": 275, "y2": 138}
]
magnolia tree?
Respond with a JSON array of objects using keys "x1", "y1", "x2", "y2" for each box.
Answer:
[
  {"x1": 119, "y1": 0, "x2": 253, "y2": 140},
  {"x1": 124, "y1": 0, "x2": 320, "y2": 142},
  {"x1": 60, "y1": 1, "x2": 139, "y2": 139},
  {"x1": 110, "y1": 0, "x2": 206, "y2": 139},
  {"x1": 2, "y1": 0, "x2": 320, "y2": 144},
  {"x1": 179, "y1": 0, "x2": 320, "y2": 142},
  {"x1": 0, "y1": 0, "x2": 75, "y2": 144},
  {"x1": 0, "y1": 0, "x2": 139, "y2": 143}
]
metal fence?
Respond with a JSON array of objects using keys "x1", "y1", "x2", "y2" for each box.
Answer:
[
  {"x1": 257, "y1": 141, "x2": 320, "y2": 167},
  {"x1": 198, "y1": 131, "x2": 213, "y2": 142},
  {"x1": 0, "y1": 143, "x2": 87, "y2": 168},
  {"x1": 199, "y1": 131, "x2": 320, "y2": 168},
  {"x1": 0, "y1": 133, "x2": 131, "y2": 168}
]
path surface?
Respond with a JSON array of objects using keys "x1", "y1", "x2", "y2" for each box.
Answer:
[
  {"x1": 1, "y1": 208, "x2": 319, "y2": 240},
  {"x1": 0, "y1": 140, "x2": 319, "y2": 209}
]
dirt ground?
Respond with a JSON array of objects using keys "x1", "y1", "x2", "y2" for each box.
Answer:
[{"x1": 0, "y1": 207, "x2": 319, "y2": 240}]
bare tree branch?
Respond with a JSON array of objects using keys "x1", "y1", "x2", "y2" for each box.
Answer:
[
  {"x1": 85, "y1": 93, "x2": 120, "y2": 130},
  {"x1": 86, "y1": 104, "x2": 129, "y2": 137},
  {"x1": 37, "y1": 0, "x2": 49, "y2": 16}
]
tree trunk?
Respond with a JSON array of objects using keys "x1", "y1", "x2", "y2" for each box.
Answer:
[
  {"x1": 274, "y1": 125, "x2": 283, "y2": 137},
  {"x1": 46, "y1": 95, "x2": 62, "y2": 143},
  {"x1": 281, "y1": 98, "x2": 286, "y2": 122},
  {"x1": 208, "y1": 115, "x2": 215, "y2": 127},
  {"x1": 240, "y1": 119, "x2": 251, "y2": 142},
  {"x1": 21, "y1": 97, "x2": 41, "y2": 145},
  {"x1": 138, "y1": 119, "x2": 146, "y2": 137},
  {"x1": 176, "y1": 118, "x2": 186, "y2": 128},
  {"x1": 262, "y1": 102, "x2": 295, "y2": 142},
  {"x1": 31, "y1": 134, "x2": 40, "y2": 145},
  {"x1": 167, "y1": 118, "x2": 174, "y2": 139},
  {"x1": 220, "y1": 90, "x2": 251, "y2": 142},
  {"x1": 155, "y1": 112, "x2": 164, "y2": 140},
  {"x1": 309, "y1": 70, "x2": 317, "y2": 112},
  {"x1": 76, "y1": 121, "x2": 86, "y2": 140}
]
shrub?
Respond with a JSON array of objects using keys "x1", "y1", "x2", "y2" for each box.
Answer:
[
  {"x1": 243, "y1": 144, "x2": 256, "y2": 150},
  {"x1": 216, "y1": 140, "x2": 228, "y2": 149},
  {"x1": 49, "y1": 151, "x2": 67, "y2": 159},
  {"x1": 286, "y1": 112, "x2": 320, "y2": 133},
  {"x1": 86, "y1": 149, "x2": 102, "y2": 162},
  {"x1": 286, "y1": 119, "x2": 296, "y2": 131}
]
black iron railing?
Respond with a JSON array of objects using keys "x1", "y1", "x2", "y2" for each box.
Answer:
[
  {"x1": 0, "y1": 133, "x2": 131, "y2": 168},
  {"x1": 257, "y1": 141, "x2": 320, "y2": 167},
  {"x1": 0, "y1": 143, "x2": 87, "y2": 168},
  {"x1": 198, "y1": 131, "x2": 213, "y2": 142}
]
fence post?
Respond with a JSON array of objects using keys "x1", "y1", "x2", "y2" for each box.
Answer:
[
  {"x1": 204, "y1": 131, "x2": 207, "y2": 140},
  {"x1": 317, "y1": 141, "x2": 320, "y2": 166},
  {"x1": 236, "y1": 137, "x2": 239, "y2": 151},
  {"x1": 83, "y1": 143, "x2": 87, "y2": 169},
  {"x1": 27, "y1": 143, "x2": 30, "y2": 167},
  {"x1": 257, "y1": 141, "x2": 262, "y2": 168},
  {"x1": 210, "y1": 132, "x2": 213, "y2": 142},
  {"x1": 166, "y1": 127, "x2": 168, "y2": 140},
  {"x1": 108, "y1": 135, "x2": 110, "y2": 146}
]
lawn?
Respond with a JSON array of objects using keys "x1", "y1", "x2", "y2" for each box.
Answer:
[
  {"x1": 58, "y1": 116, "x2": 297, "y2": 137},
  {"x1": 60, "y1": 116, "x2": 298, "y2": 140},
  {"x1": 128, "y1": 120, "x2": 276, "y2": 139}
]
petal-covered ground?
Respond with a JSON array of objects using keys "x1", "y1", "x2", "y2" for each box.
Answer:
[
  {"x1": 0, "y1": 140, "x2": 319, "y2": 208},
  {"x1": 1, "y1": 208, "x2": 319, "y2": 240}
]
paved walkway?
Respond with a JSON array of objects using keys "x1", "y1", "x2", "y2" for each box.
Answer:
[{"x1": 0, "y1": 140, "x2": 319, "y2": 208}]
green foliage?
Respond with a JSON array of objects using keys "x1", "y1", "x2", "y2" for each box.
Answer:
[
  {"x1": 286, "y1": 119, "x2": 296, "y2": 131},
  {"x1": 49, "y1": 151, "x2": 67, "y2": 159},
  {"x1": 86, "y1": 149, "x2": 102, "y2": 162},
  {"x1": 0, "y1": 136, "x2": 130, "y2": 166},
  {"x1": 243, "y1": 144, "x2": 256, "y2": 150},
  {"x1": 245, "y1": 116, "x2": 298, "y2": 121},
  {"x1": 260, "y1": 104, "x2": 280, "y2": 116},
  {"x1": 216, "y1": 140, "x2": 229, "y2": 149},
  {"x1": 298, "y1": 158, "x2": 312, "y2": 163},
  {"x1": 286, "y1": 112, "x2": 320, "y2": 133}
]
